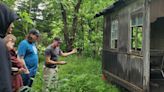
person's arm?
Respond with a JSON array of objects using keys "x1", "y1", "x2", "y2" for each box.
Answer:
[
  {"x1": 17, "y1": 41, "x2": 29, "y2": 74},
  {"x1": 60, "y1": 48, "x2": 77, "y2": 57},
  {"x1": 45, "y1": 55, "x2": 66, "y2": 65},
  {"x1": 18, "y1": 56, "x2": 30, "y2": 74}
]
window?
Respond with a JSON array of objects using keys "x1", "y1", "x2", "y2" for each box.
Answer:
[
  {"x1": 131, "y1": 13, "x2": 143, "y2": 51},
  {"x1": 111, "y1": 19, "x2": 118, "y2": 49}
]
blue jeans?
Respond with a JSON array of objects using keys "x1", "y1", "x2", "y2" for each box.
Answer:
[{"x1": 21, "y1": 74, "x2": 35, "y2": 87}]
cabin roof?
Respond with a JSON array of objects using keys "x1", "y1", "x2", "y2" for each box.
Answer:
[{"x1": 94, "y1": 0, "x2": 127, "y2": 18}]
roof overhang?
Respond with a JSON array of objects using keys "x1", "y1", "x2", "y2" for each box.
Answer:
[{"x1": 94, "y1": 0, "x2": 135, "y2": 18}]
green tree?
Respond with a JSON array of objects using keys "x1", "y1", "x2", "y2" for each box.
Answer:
[{"x1": 2, "y1": 0, "x2": 116, "y2": 57}]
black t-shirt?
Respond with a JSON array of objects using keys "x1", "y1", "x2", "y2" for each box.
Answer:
[{"x1": 45, "y1": 45, "x2": 61, "y2": 68}]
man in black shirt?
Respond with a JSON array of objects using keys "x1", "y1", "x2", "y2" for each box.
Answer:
[
  {"x1": 0, "y1": 3, "x2": 18, "y2": 92},
  {"x1": 43, "y1": 37, "x2": 77, "y2": 91}
]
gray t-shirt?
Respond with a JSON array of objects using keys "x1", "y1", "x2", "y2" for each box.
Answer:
[{"x1": 45, "y1": 45, "x2": 62, "y2": 68}]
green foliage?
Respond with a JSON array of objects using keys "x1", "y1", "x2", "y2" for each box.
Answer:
[
  {"x1": 31, "y1": 55, "x2": 44, "y2": 92},
  {"x1": 1, "y1": 0, "x2": 15, "y2": 7},
  {"x1": 2, "y1": 0, "x2": 116, "y2": 57},
  {"x1": 18, "y1": 11, "x2": 34, "y2": 33},
  {"x1": 13, "y1": 10, "x2": 34, "y2": 46},
  {"x1": 55, "y1": 55, "x2": 120, "y2": 92},
  {"x1": 31, "y1": 55, "x2": 120, "y2": 92},
  {"x1": 73, "y1": 0, "x2": 115, "y2": 57}
]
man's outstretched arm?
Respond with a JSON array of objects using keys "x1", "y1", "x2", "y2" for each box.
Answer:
[{"x1": 60, "y1": 48, "x2": 77, "y2": 57}]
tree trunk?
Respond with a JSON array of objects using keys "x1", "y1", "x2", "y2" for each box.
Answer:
[
  {"x1": 60, "y1": 2, "x2": 70, "y2": 51},
  {"x1": 69, "y1": 0, "x2": 82, "y2": 51},
  {"x1": 60, "y1": 0, "x2": 82, "y2": 51}
]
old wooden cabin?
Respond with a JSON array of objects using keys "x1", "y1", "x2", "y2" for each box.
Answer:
[{"x1": 95, "y1": 0, "x2": 164, "y2": 92}]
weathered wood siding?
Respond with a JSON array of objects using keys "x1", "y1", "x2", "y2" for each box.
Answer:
[
  {"x1": 103, "y1": 0, "x2": 146, "y2": 92},
  {"x1": 103, "y1": 14, "x2": 111, "y2": 50}
]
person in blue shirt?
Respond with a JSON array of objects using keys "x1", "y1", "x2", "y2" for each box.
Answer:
[{"x1": 17, "y1": 29, "x2": 40, "y2": 87}]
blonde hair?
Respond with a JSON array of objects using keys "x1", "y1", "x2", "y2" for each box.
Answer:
[{"x1": 3, "y1": 34, "x2": 16, "y2": 43}]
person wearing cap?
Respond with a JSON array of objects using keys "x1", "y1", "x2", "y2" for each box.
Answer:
[
  {"x1": 0, "y1": 3, "x2": 18, "y2": 92},
  {"x1": 43, "y1": 37, "x2": 77, "y2": 91},
  {"x1": 17, "y1": 29, "x2": 40, "y2": 87}
]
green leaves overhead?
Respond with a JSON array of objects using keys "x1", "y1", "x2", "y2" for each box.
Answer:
[
  {"x1": 2, "y1": 0, "x2": 116, "y2": 56},
  {"x1": 19, "y1": 11, "x2": 34, "y2": 25}
]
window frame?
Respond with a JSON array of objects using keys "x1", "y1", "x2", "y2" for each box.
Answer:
[
  {"x1": 110, "y1": 18, "x2": 119, "y2": 50},
  {"x1": 130, "y1": 12, "x2": 144, "y2": 54}
]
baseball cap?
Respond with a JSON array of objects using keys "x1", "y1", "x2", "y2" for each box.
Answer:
[
  {"x1": 54, "y1": 37, "x2": 62, "y2": 43},
  {"x1": 29, "y1": 29, "x2": 40, "y2": 37}
]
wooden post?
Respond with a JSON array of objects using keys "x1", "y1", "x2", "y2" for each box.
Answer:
[{"x1": 143, "y1": 0, "x2": 150, "y2": 91}]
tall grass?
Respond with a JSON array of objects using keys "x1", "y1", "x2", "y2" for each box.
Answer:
[
  {"x1": 31, "y1": 55, "x2": 120, "y2": 92},
  {"x1": 56, "y1": 55, "x2": 120, "y2": 92},
  {"x1": 31, "y1": 55, "x2": 44, "y2": 92}
]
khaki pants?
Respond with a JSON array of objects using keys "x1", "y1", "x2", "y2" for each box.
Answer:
[{"x1": 43, "y1": 66, "x2": 58, "y2": 92}]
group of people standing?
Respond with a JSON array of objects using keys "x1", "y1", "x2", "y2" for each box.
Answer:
[{"x1": 0, "y1": 3, "x2": 77, "y2": 92}]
